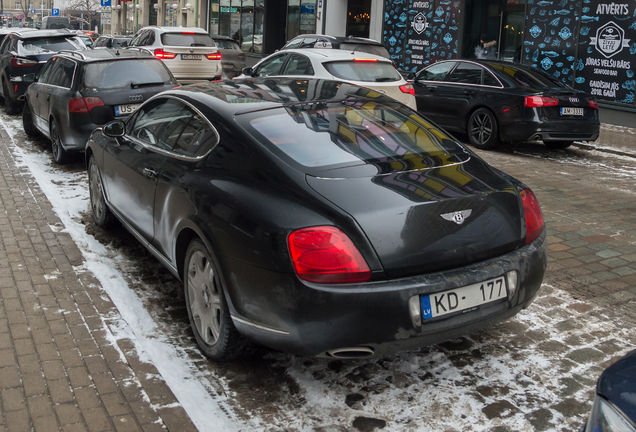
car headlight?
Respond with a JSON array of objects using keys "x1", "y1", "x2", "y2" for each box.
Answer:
[{"x1": 585, "y1": 395, "x2": 636, "y2": 432}]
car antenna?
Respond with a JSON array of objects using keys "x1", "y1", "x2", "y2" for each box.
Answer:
[{"x1": 351, "y1": 43, "x2": 360, "y2": 55}]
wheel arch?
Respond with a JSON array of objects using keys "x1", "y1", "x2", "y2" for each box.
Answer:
[{"x1": 465, "y1": 105, "x2": 500, "y2": 132}]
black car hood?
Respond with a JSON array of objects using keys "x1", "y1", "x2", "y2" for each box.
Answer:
[
  {"x1": 306, "y1": 156, "x2": 523, "y2": 278},
  {"x1": 598, "y1": 349, "x2": 636, "y2": 422}
]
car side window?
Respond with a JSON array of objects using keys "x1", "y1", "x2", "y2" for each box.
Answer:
[
  {"x1": 0, "y1": 36, "x2": 10, "y2": 54},
  {"x1": 47, "y1": 58, "x2": 75, "y2": 88},
  {"x1": 483, "y1": 70, "x2": 500, "y2": 87},
  {"x1": 281, "y1": 53, "x2": 314, "y2": 76},
  {"x1": 146, "y1": 31, "x2": 156, "y2": 46},
  {"x1": 283, "y1": 38, "x2": 302, "y2": 49},
  {"x1": 418, "y1": 61, "x2": 457, "y2": 82},
  {"x1": 128, "y1": 99, "x2": 191, "y2": 152},
  {"x1": 130, "y1": 31, "x2": 144, "y2": 46},
  {"x1": 38, "y1": 58, "x2": 57, "y2": 83},
  {"x1": 254, "y1": 54, "x2": 288, "y2": 77},
  {"x1": 9, "y1": 37, "x2": 18, "y2": 52},
  {"x1": 445, "y1": 62, "x2": 483, "y2": 85},
  {"x1": 299, "y1": 37, "x2": 317, "y2": 48}
]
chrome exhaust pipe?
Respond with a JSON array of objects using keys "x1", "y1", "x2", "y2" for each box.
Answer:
[{"x1": 326, "y1": 347, "x2": 375, "y2": 359}]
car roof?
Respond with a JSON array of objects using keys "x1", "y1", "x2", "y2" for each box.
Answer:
[
  {"x1": 274, "y1": 48, "x2": 392, "y2": 62},
  {"x1": 58, "y1": 48, "x2": 155, "y2": 63},
  {"x1": 141, "y1": 26, "x2": 209, "y2": 34},
  {"x1": 165, "y1": 77, "x2": 401, "y2": 119},
  {"x1": 0, "y1": 28, "x2": 37, "y2": 35},
  {"x1": 289, "y1": 34, "x2": 384, "y2": 46},
  {"x1": 11, "y1": 29, "x2": 76, "y2": 39}
]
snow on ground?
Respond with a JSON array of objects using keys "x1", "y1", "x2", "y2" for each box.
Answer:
[{"x1": 1, "y1": 112, "x2": 634, "y2": 432}]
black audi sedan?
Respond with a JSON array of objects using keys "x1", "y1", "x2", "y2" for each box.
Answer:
[
  {"x1": 86, "y1": 78, "x2": 547, "y2": 360},
  {"x1": 410, "y1": 60, "x2": 599, "y2": 150},
  {"x1": 23, "y1": 49, "x2": 178, "y2": 164},
  {"x1": 581, "y1": 349, "x2": 636, "y2": 431}
]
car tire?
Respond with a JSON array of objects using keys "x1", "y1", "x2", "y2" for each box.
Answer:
[
  {"x1": 22, "y1": 103, "x2": 38, "y2": 137},
  {"x1": 544, "y1": 140, "x2": 573, "y2": 149},
  {"x1": 3, "y1": 81, "x2": 21, "y2": 115},
  {"x1": 88, "y1": 155, "x2": 115, "y2": 229},
  {"x1": 467, "y1": 108, "x2": 499, "y2": 150},
  {"x1": 184, "y1": 239, "x2": 245, "y2": 361},
  {"x1": 50, "y1": 119, "x2": 70, "y2": 165}
]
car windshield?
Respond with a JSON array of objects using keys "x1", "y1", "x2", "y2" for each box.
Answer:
[
  {"x1": 18, "y1": 37, "x2": 85, "y2": 54},
  {"x1": 83, "y1": 59, "x2": 173, "y2": 89},
  {"x1": 113, "y1": 38, "x2": 130, "y2": 48},
  {"x1": 339, "y1": 42, "x2": 391, "y2": 59},
  {"x1": 242, "y1": 102, "x2": 464, "y2": 169},
  {"x1": 324, "y1": 60, "x2": 402, "y2": 82},
  {"x1": 161, "y1": 33, "x2": 215, "y2": 47}
]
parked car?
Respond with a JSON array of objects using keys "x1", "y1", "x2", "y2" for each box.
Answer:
[
  {"x1": 409, "y1": 59, "x2": 600, "y2": 150},
  {"x1": 241, "y1": 33, "x2": 262, "y2": 53},
  {"x1": 211, "y1": 34, "x2": 246, "y2": 78},
  {"x1": 93, "y1": 35, "x2": 132, "y2": 49},
  {"x1": 581, "y1": 349, "x2": 636, "y2": 431},
  {"x1": 41, "y1": 16, "x2": 71, "y2": 30},
  {"x1": 128, "y1": 26, "x2": 222, "y2": 84},
  {"x1": 237, "y1": 49, "x2": 417, "y2": 110},
  {"x1": 86, "y1": 77, "x2": 547, "y2": 361},
  {"x1": 0, "y1": 27, "x2": 35, "y2": 45},
  {"x1": 77, "y1": 35, "x2": 94, "y2": 48},
  {"x1": 22, "y1": 49, "x2": 178, "y2": 164},
  {"x1": 0, "y1": 29, "x2": 86, "y2": 114},
  {"x1": 280, "y1": 34, "x2": 391, "y2": 60}
]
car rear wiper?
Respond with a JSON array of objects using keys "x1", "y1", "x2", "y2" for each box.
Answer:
[
  {"x1": 130, "y1": 81, "x2": 164, "y2": 88},
  {"x1": 375, "y1": 77, "x2": 393, "y2": 82},
  {"x1": 191, "y1": 43, "x2": 206, "y2": 46}
]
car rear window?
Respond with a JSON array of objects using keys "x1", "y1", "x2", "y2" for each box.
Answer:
[
  {"x1": 214, "y1": 39, "x2": 240, "y2": 50},
  {"x1": 82, "y1": 59, "x2": 174, "y2": 89},
  {"x1": 493, "y1": 64, "x2": 568, "y2": 89},
  {"x1": 161, "y1": 33, "x2": 216, "y2": 47},
  {"x1": 324, "y1": 60, "x2": 402, "y2": 82},
  {"x1": 113, "y1": 38, "x2": 130, "y2": 48},
  {"x1": 18, "y1": 37, "x2": 85, "y2": 54},
  {"x1": 242, "y1": 102, "x2": 464, "y2": 169},
  {"x1": 339, "y1": 42, "x2": 391, "y2": 59}
]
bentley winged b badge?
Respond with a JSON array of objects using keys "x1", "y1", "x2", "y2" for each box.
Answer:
[{"x1": 441, "y1": 210, "x2": 472, "y2": 225}]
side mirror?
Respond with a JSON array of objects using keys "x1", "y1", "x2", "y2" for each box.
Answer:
[
  {"x1": 242, "y1": 67, "x2": 254, "y2": 77},
  {"x1": 103, "y1": 120, "x2": 125, "y2": 138},
  {"x1": 23, "y1": 73, "x2": 36, "y2": 83}
]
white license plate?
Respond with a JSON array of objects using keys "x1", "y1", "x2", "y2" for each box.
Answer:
[
  {"x1": 114, "y1": 104, "x2": 140, "y2": 115},
  {"x1": 421, "y1": 276, "x2": 507, "y2": 319},
  {"x1": 560, "y1": 107, "x2": 584, "y2": 116},
  {"x1": 181, "y1": 54, "x2": 201, "y2": 60}
]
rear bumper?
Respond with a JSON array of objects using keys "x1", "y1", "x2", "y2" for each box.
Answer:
[
  {"x1": 500, "y1": 116, "x2": 600, "y2": 143},
  {"x1": 62, "y1": 115, "x2": 99, "y2": 152},
  {"x1": 224, "y1": 230, "x2": 548, "y2": 358}
]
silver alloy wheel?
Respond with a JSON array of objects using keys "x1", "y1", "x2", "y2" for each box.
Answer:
[
  {"x1": 187, "y1": 251, "x2": 222, "y2": 345},
  {"x1": 51, "y1": 122, "x2": 61, "y2": 160},
  {"x1": 89, "y1": 160, "x2": 105, "y2": 221},
  {"x1": 470, "y1": 112, "x2": 493, "y2": 145}
]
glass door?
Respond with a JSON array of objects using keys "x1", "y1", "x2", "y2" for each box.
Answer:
[{"x1": 497, "y1": 5, "x2": 525, "y2": 62}]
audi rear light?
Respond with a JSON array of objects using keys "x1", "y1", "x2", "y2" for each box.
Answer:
[
  {"x1": 353, "y1": 58, "x2": 378, "y2": 62},
  {"x1": 399, "y1": 83, "x2": 415, "y2": 95},
  {"x1": 524, "y1": 96, "x2": 558, "y2": 108},
  {"x1": 520, "y1": 189, "x2": 544, "y2": 244},
  {"x1": 588, "y1": 99, "x2": 598, "y2": 109},
  {"x1": 68, "y1": 97, "x2": 104, "y2": 113},
  {"x1": 11, "y1": 57, "x2": 38, "y2": 68},
  {"x1": 154, "y1": 48, "x2": 177, "y2": 59},
  {"x1": 206, "y1": 52, "x2": 222, "y2": 60},
  {"x1": 288, "y1": 226, "x2": 371, "y2": 284}
]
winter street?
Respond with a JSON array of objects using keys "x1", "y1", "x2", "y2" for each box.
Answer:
[{"x1": 1, "y1": 110, "x2": 635, "y2": 432}]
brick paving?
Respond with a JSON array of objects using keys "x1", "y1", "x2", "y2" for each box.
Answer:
[{"x1": 0, "y1": 127, "x2": 198, "y2": 431}]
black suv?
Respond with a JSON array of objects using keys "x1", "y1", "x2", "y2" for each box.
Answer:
[
  {"x1": 22, "y1": 49, "x2": 179, "y2": 164},
  {"x1": 93, "y1": 35, "x2": 132, "y2": 49},
  {"x1": 280, "y1": 35, "x2": 391, "y2": 60},
  {"x1": 0, "y1": 29, "x2": 86, "y2": 114}
]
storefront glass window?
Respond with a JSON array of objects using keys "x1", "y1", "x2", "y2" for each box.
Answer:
[
  {"x1": 210, "y1": 0, "x2": 263, "y2": 53},
  {"x1": 287, "y1": 0, "x2": 316, "y2": 41}
]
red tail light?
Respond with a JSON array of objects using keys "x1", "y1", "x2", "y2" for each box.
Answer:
[
  {"x1": 206, "y1": 53, "x2": 222, "y2": 60},
  {"x1": 181, "y1": 31, "x2": 196, "y2": 34},
  {"x1": 399, "y1": 84, "x2": 415, "y2": 95},
  {"x1": 353, "y1": 58, "x2": 378, "y2": 62},
  {"x1": 524, "y1": 96, "x2": 559, "y2": 108},
  {"x1": 154, "y1": 48, "x2": 177, "y2": 59},
  {"x1": 588, "y1": 99, "x2": 598, "y2": 109},
  {"x1": 68, "y1": 97, "x2": 104, "y2": 113},
  {"x1": 520, "y1": 189, "x2": 544, "y2": 244},
  {"x1": 11, "y1": 57, "x2": 38, "y2": 68},
  {"x1": 288, "y1": 226, "x2": 371, "y2": 284}
]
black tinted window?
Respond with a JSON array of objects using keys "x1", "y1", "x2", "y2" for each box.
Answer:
[
  {"x1": 483, "y1": 70, "x2": 499, "y2": 87},
  {"x1": 129, "y1": 99, "x2": 186, "y2": 150},
  {"x1": 38, "y1": 57, "x2": 57, "y2": 83},
  {"x1": 172, "y1": 113, "x2": 217, "y2": 157},
  {"x1": 282, "y1": 54, "x2": 314, "y2": 75},
  {"x1": 446, "y1": 63, "x2": 482, "y2": 85},
  {"x1": 419, "y1": 62, "x2": 457, "y2": 82},
  {"x1": 47, "y1": 58, "x2": 75, "y2": 88},
  {"x1": 491, "y1": 64, "x2": 569, "y2": 89},
  {"x1": 340, "y1": 43, "x2": 391, "y2": 59},
  {"x1": 324, "y1": 61, "x2": 401, "y2": 82},
  {"x1": 83, "y1": 60, "x2": 173, "y2": 90},
  {"x1": 161, "y1": 33, "x2": 215, "y2": 47}
]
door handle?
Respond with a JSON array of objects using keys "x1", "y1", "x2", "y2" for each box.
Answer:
[
  {"x1": 142, "y1": 168, "x2": 157, "y2": 179},
  {"x1": 46, "y1": 95, "x2": 50, "y2": 101},
  {"x1": 35, "y1": 93, "x2": 38, "y2": 98}
]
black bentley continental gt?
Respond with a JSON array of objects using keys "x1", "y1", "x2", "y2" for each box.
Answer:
[
  {"x1": 410, "y1": 60, "x2": 600, "y2": 150},
  {"x1": 86, "y1": 78, "x2": 547, "y2": 360}
]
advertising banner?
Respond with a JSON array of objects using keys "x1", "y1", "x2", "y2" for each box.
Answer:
[
  {"x1": 383, "y1": 0, "x2": 408, "y2": 68},
  {"x1": 429, "y1": 0, "x2": 463, "y2": 63},
  {"x1": 404, "y1": 0, "x2": 433, "y2": 73},
  {"x1": 572, "y1": 0, "x2": 636, "y2": 104},
  {"x1": 521, "y1": 0, "x2": 582, "y2": 86}
]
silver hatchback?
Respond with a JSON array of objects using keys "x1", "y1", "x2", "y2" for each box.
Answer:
[{"x1": 129, "y1": 26, "x2": 222, "y2": 84}]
